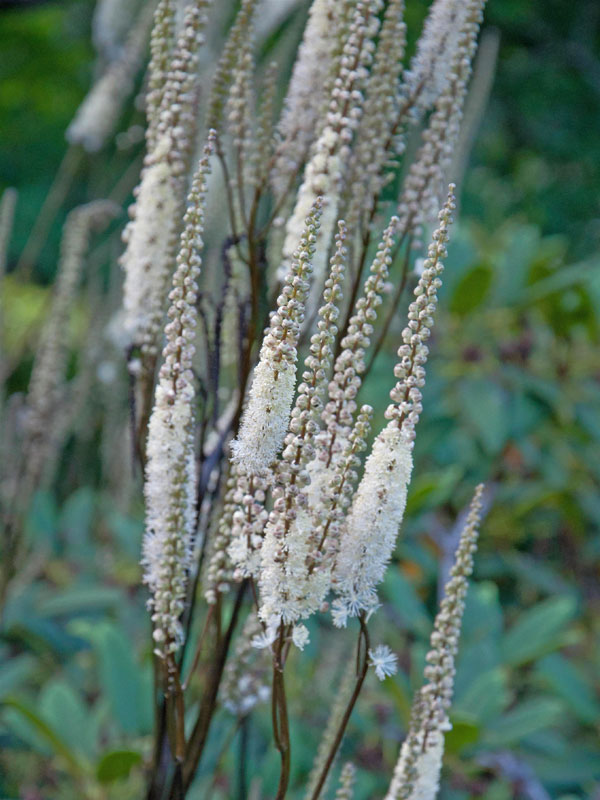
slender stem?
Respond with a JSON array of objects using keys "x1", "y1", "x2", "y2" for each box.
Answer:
[
  {"x1": 181, "y1": 581, "x2": 247, "y2": 793},
  {"x1": 215, "y1": 138, "x2": 247, "y2": 266},
  {"x1": 309, "y1": 615, "x2": 370, "y2": 800},
  {"x1": 237, "y1": 716, "x2": 249, "y2": 800},
  {"x1": 182, "y1": 605, "x2": 215, "y2": 691},
  {"x1": 173, "y1": 668, "x2": 187, "y2": 764},
  {"x1": 204, "y1": 718, "x2": 243, "y2": 799},
  {"x1": 272, "y1": 624, "x2": 291, "y2": 800}
]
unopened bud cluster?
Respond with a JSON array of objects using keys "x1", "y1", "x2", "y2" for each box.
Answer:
[
  {"x1": 385, "y1": 485, "x2": 484, "y2": 800},
  {"x1": 386, "y1": 188, "x2": 456, "y2": 442}
]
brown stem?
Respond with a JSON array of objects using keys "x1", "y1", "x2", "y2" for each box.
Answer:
[
  {"x1": 181, "y1": 605, "x2": 215, "y2": 691},
  {"x1": 272, "y1": 624, "x2": 292, "y2": 800},
  {"x1": 215, "y1": 138, "x2": 246, "y2": 265},
  {"x1": 181, "y1": 581, "x2": 247, "y2": 793},
  {"x1": 309, "y1": 615, "x2": 370, "y2": 800},
  {"x1": 172, "y1": 666, "x2": 186, "y2": 764}
]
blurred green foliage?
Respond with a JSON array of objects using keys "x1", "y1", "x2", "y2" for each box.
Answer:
[{"x1": 0, "y1": 1, "x2": 599, "y2": 799}]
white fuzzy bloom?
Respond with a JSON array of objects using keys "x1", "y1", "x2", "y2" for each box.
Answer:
[
  {"x1": 92, "y1": 0, "x2": 137, "y2": 61},
  {"x1": 259, "y1": 507, "x2": 332, "y2": 624},
  {"x1": 292, "y1": 624, "x2": 310, "y2": 650},
  {"x1": 232, "y1": 200, "x2": 322, "y2": 476},
  {"x1": 279, "y1": 1, "x2": 381, "y2": 301},
  {"x1": 142, "y1": 138, "x2": 213, "y2": 657},
  {"x1": 143, "y1": 384, "x2": 196, "y2": 654},
  {"x1": 333, "y1": 424, "x2": 413, "y2": 620},
  {"x1": 403, "y1": 0, "x2": 468, "y2": 114},
  {"x1": 251, "y1": 615, "x2": 280, "y2": 649},
  {"x1": 397, "y1": 4, "x2": 485, "y2": 239},
  {"x1": 272, "y1": 0, "x2": 341, "y2": 195},
  {"x1": 221, "y1": 613, "x2": 271, "y2": 716},
  {"x1": 256, "y1": 224, "x2": 346, "y2": 627},
  {"x1": 385, "y1": 729, "x2": 445, "y2": 800},
  {"x1": 335, "y1": 762, "x2": 357, "y2": 800},
  {"x1": 369, "y1": 645, "x2": 398, "y2": 681},
  {"x1": 231, "y1": 360, "x2": 297, "y2": 476},
  {"x1": 67, "y1": 70, "x2": 126, "y2": 152},
  {"x1": 121, "y1": 140, "x2": 177, "y2": 347},
  {"x1": 384, "y1": 485, "x2": 484, "y2": 800},
  {"x1": 21, "y1": 201, "x2": 117, "y2": 495},
  {"x1": 280, "y1": 144, "x2": 341, "y2": 286}
]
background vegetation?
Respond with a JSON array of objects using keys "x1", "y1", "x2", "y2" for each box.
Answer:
[{"x1": 0, "y1": 1, "x2": 599, "y2": 798}]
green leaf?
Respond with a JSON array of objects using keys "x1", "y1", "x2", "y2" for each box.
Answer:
[
  {"x1": 453, "y1": 667, "x2": 510, "y2": 724},
  {"x1": 1, "y1": 698, "x2": 83, "y2": 774},
  {"x1": 501, "y1": 552, "x2": 575, "y2": 597},
  {"x1": 105, "y1": 509, "x2": 143, "y2": 560},
  {"x1": 39, "y1": 680, "x2": 97, "y2": 759},
  {"x1": 96, "y1": 750, "x2": 142, "y2": 783},
  {"x1": 40, "y1": 585, "x2": 123, "y2": 618},
  {"x1": 381, "y1": 569, "x2": 431, "y2": 636},
  {"x1": 405, "y1": 465, "x2": 464, "y2": 515},
  {"x1": 78, "y1": 623, "x2": 150, "y2": 736},
  {"x1": 449, "y1": 264, "x2": 494, "y2": 314},
  {"x1": 535, "y1": 653, "x2": 600, "y2": 724},
  {"x1": 501, "y1": 595, "x2": 577, "y2": 666},
  {"x1": 482, "y1": 697, "x2": 564, "y2": 747},
  {"x1": 458, "y1": 378, "x2": 510, "y2": 456},
  {"x1": 60, "y1": 488, "x2": 95, "y2": 563},
  {"x1": 444, "y1": 719, "x2": 480, "y2": 754},
  {"x1": 455, "y1": 583, "x2": 503, "y2": 699},
  {"x1": 462, "y1": 582, "x2": 504, "y2": 642},
  {"x1": 525, "y1": 748, "x2": 600, "y2": 784},
  {"x1": 24, "y1": 490, "x2": 58, "y2": 551},
  {"x1": 0, "y1": 654, "x2": 36, "y2": 699}
]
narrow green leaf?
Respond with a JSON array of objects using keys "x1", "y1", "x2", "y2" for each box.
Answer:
[{"x1": 1, "y1": 698, "x2": 83, "y2": 774}]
